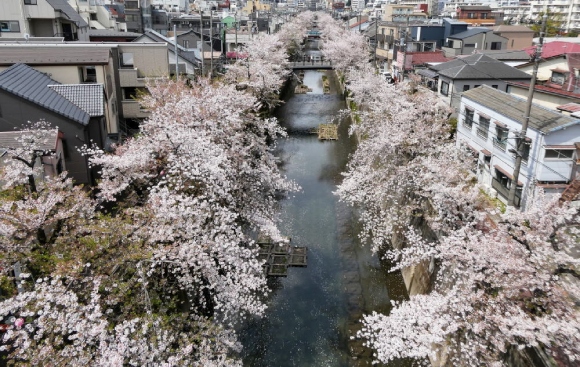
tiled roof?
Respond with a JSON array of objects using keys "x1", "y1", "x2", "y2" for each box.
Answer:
[
  {"x1": 408, "y1": 51, "x2": 450, "y2": 66},
  {"x1": 462, "y1": 85, "x2": 580, "y2": 133},
  {"x1": 556, "y1": 103, "x2": 580, "y2": 113},
  {"x1": 0, "y1": 64, "x2": 89, "y2": 125},
  {"x1": 0, "y1": 129, "x2": 60, "y2": 151},
  {"x1": 448, "y1": 27, "x2": 489, "y2": 39},
  {"x1": 46, "y1": 0, "x2": 88, "y2": 28},
  {"x1": 472, "y1": 49, "x2": 531, "y2": 60},
  {"x1": 508, "y1": 81, "x2": 580, "y2": 100},
  {"x1": 0, "y1": 47, "x2": 110, "y2": 65},
  {"x1": 524, "y1": 41, "x2": 580, "y2": 58},
  {"x1": 48, "y1": 84, "x2": 104, "y2": 117},
  {"x1": 430, "y1": 53, "x2": 531, "y2": 80}
]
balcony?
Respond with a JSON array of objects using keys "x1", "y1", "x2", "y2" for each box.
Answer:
[
  {"x1": 119, "y1": 68, "x2": 146, "y2": 88},
  {"x1": 122, "y1": 100, "x2": 149, "y2": 119}
]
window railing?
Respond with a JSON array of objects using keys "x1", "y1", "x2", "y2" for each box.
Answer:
[
  {"x1": 493, "y1": 137, "x2": 506, "y2": 151},
  {"x1": 476, "y1": 128, "x2": 488, "y2": 140}
]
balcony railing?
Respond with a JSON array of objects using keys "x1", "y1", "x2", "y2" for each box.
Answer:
[{"x1": 492, "y1": 178, "x2": 521, "y2": 207}]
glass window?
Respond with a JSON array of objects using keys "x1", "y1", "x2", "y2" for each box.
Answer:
[
  {"x1": 464, "y1": 109, "x2": 474, "y2": 129},
  {"x1": 477, "y1": 116, "x2": 490, "y2": 140},
  {"x1": 515, "y1": 137, "x2": 531, "y2": 162},
  {"x1": 0, "y1": 21, "x2": 20, "y2": 32},
  {"x1": 440, "y1": 81, "x2": 449, "y2": 96},
  {"x1": 463, "y1": 85, "x2": 470, "y2": 92},
  {"x1": 24, "y1": 0, "x2": 37, "y2": 4},
  {"x1": 494, "y1": 125, "x2": 508, "y2": 151},
  {"x1": 121, "y1": 53, "x2": 134, "y2": 67},
  {"x1": 551, "y1": 71, "x2": 566, "y2": 85},
  {"x1": 544, "y1": 149, "x2": 574, "y2": 159}
]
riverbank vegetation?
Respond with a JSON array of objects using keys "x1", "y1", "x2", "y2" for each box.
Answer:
[
  {"x1": 320, "y1": 12, "x2": 580, "y2": 367},
  {"x1": 0, "y1": 14, "x2": 313, "y2": 366}
]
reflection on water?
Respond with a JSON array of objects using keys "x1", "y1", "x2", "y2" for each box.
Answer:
[{"x1": 240, "y1": 71, "x2": 410, "y2": 367}]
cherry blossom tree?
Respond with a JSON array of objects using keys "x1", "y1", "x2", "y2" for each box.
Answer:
[
  {"x1": 224, "y1": 32, "x2": 290, "y2": 111},
  {"x1": 1, "y1": 77, "x2": 296, "y2": 365},
  {"x1": 335, "y1": 62, "x2": 580, "y2": 365},
  {"x1": 317, "y1": 13, "x2": 369, "y2": 73}
]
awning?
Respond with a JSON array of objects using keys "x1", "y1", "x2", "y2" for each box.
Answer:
[{"x1": 417, "y1": 69, "x2": 438, "y2": 79}]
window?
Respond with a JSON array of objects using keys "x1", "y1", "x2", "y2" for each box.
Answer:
[
  {"x1": 544, "y1": 148, "x2": 574, "y2": 159},
  {"x1": 0, "y1": 21, "x2": 20, "y2": 32},
  {"x1": 463, "y1": 85, "x2": 470, "y2": 92},
  {"x1": 481, "y1": 13, "x2": 488, "y2": 19},
  {"x1": 494, "y1": 125, "x2": 508, "y2": 151},
  {"x1": 468, "y1": 12, "x2": 476, "y2": 18},
  {"x1": 477, "y1": 115, "x2": 490, "y2": 140},
  {"x1": 79, "y1": 66, "x2": 97, "y2": 83},
  {"x1": 551, "y1": 71, "x2": 567, "y2": 85},
  {"x1": 121, "y1": 53, "x2": 134, "y2": 67},
  {"x1": 464, "y1": 108, "x2": 474, "y2": 129},
  {"x1": 182, "y1": 40, "x2": 189, "y2": 48},
  {"x1": 492, "y1": 85, "x2": 498, "y2": 89},
  {"x1": 490, "y1": 42, "x2": 502, "y2": 50},
  {"x1": 24, "y1": 0, "x2": 37, "y2": 4},
  {"x1": 440, "y1": 81, "x2": 449, "y2": 96},
  {"x1": 465, "y1": 43, "x2": 476, "y2": 48}
]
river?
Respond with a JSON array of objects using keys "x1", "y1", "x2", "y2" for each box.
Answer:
[{"x1": 240, "y1": 67, "x2": 410, "y2": 367}]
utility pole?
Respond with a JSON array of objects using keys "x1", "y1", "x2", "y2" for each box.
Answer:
[
  {"x1": 210, "y1": 11, "x2": 213, "y2": 78},
  {"x1": 374, "y1": 16, "x2": 378, "y2": 68},
  {"x1": 400, "y1": 15, "x2": 409, "y2": 82},
  {"x1": 173, "y1": 23, "x2": 179, "y2": 78},
  {"x1": 507, "y1": 14, "x2": 547, "y2": 207},
  {"x1": 200, "y1": 13, "x2": 204, "y2": 76}
]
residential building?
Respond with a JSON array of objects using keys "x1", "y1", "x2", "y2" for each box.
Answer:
[
  {"x1": 492, "y1": 24, "x2": 534, "y2": 49},
  {"x1": 0, "y1": 64, "x2": 107, "y2": 185},
  {"x1": 457, "y1": 85, "x2": 580, "y2": 207},
  {"x1": 72, "y1": 0, "x2": 128, "y2": 32},
  {"x1": 135, "y1": 30, "x2": 201, "y2": 75},
  {"x1": 0, "y1": 42, "x2": 170, "y2": 138},
  {"x1": 381, "y1": 4, "x2": 428, "y2": 22},
  {"x1": 425, "y1": 53, "x2": 532, "y2": 108},
  {"x1": 529, "y1": 0, "x2": 580, "y2": 33},
  {"x1": 0, "y1": 129, "x2": 65, "y2": 182},
  {"x1": 455, "y1": 5, "x2": 502, "y2": 26},
  {"x1": 443, "y1": 28, "x2": 508, "y2": 57},
  {"x1": 0, "y1": 0, "x2": 89, "y2": 41}
]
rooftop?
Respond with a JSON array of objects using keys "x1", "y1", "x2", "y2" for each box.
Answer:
[
  {"x1": 0, "y1": 47, "x2": 110, "y2": 65},
  {"x1": 430, "y1": 53, "x2": 531, "y2": 80},
  {"x1": 462, "y1": 85, "x2": 580, "y2": 134}
]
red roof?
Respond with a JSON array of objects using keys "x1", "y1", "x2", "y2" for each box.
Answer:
[
  {"x1": 556, "y1": 102, "x2": 580, "y2": 112},
  {"x1": 408, "y1": 51, "x2": 450, "y2": 66},
  {"x1": 524, "y1": 41, "x2": 580, "y2": 58},
  {"x1": 508, "y1": 81, "x2": 580, "y2": 99}
]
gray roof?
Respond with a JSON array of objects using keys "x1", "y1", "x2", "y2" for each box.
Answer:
[
  {"x1": 0, "y1": 47, "x2": 110, "y2": 65},
  {"x1": 48, "y1": 84, "x2": 104, "y2": 117},
  {"x1": 0, "y1": 64, "x2": 89, "y2": 125},
  {"x1": 462, "y1": 85, "x2": 580, "y2": 133},
  {"x1": 448, "y1": 27, "x2": 490, "y2": 40},
  {"x1": 429, "y1": 53, "x2": 531, "y2": 80},
  {"x1": 46, "y1": 0, "x2": 89, "y2": 28},
  {"x1": 88, "y1": 29, "x2": 143, "y2": 38},
  {"x1": 0, "y1": 129, "x2": 60, "y2": 151},
  {"x1": 472, "y1": 49, "x2": 531, "y2": 61}
]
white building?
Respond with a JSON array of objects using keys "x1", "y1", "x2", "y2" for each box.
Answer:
[{"x1": 457, "y1": 85, "x2": 580, "y2": 207}]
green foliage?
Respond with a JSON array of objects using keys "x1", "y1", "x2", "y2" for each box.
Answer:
[
  {"x1": 530, "y1": 11, "x2": 564, "y2": 37},
  {"x1": 0, "y1": 275, "x2": 17, "y2": 300},
  {"x1": 448, "y1": 117, "x2": 458, "y2": 138}
]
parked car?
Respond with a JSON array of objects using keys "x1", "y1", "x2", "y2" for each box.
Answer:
[{"x1": 381, "y1": 71, "x2": 394, "y2": 83}]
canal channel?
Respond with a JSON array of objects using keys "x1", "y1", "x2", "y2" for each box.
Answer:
[{"x1": 239, "y1": 65, "x2": 411, "y2": 366}]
